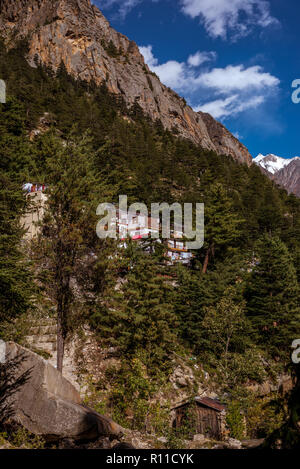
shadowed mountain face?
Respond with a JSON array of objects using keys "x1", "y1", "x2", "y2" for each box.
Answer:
[
  {"x1": 0, "y1": 0, "x2": 252, "y2": 165},
  {"x1": 254, "y1": 154, "x2": 300, "y2": 197}
]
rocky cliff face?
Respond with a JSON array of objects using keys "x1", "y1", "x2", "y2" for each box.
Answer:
[
  {"x1": 201, "y1": 112, "x2": 252, "y2": 165},
  {"x1": 0, "y1": 0, "x2": 252, "y2": 165},
  {"x1": 275, "y1": 159, "x2": 300, "y2": 197},
  {"x1": 254, "y1": 154, "x2": 300, "y2": 197}
]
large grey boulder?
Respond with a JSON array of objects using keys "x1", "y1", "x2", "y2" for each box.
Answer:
[{"x1": 3, "y1": 342, "x2": 123, "y2": 441}]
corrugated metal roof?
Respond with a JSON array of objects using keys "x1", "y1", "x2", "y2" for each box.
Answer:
[
  {"x1": 195, "y1": 397, "x2": 226, "y2": 412},
  {"x1": 172, "y1": 396, "x2": 226, "y2": 412}
]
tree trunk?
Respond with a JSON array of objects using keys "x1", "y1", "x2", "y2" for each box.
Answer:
[
  {"x1": 57, "y1": 308, "x2": 64, "y2": 373},
  {"x1": 224, "y1": 336, "x2": 231, "y2": 373},
  {"x1": 202, "y1": 247, "x2": 211, "y2": 274}
]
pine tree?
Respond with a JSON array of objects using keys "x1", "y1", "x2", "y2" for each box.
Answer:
[
  {"x1": 108, "y1": 249, "x2": 178, "y2": 374},
  {"x1": 201, "y1": 183, "x2": 244, "y2": 273},
  {"x1": 0, "y1": 97, "x2": 34, "y2": 327},
  {"x1": 201, "y1": 287, "x2": 261, "y2": 388},
  {"x1": 0, "y1": 97, "x2": 35, "y2": 181},
  {"x1": 246, "y1": 234, "x2": 300, "y2": 358},
  {"x1": 202, "y1": 287, "x2": 249, "y2": 359},
  {"x1": 175, "y1": 255, "x2": 247, "y2": 351},
  {"x1": 0, "y1": 173, "x2": 33, "y2": 326},
  {"x1": 34, "y1": 130, "x2": 109, "y2": 372}
]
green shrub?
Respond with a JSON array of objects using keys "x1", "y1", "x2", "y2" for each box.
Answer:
[{"x1": 226, "y1": 401, "x2": 245, "y2": 440}]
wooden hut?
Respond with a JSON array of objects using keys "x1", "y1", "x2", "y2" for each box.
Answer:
[{"x1": 171, "y1": 397, "x2": 226, "y2": 440}]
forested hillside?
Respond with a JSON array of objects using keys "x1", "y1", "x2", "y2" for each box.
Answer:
[{"x1": 0, "y1": 40, "x2": 299, "y2": 448}]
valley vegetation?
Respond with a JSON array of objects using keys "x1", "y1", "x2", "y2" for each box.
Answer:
[{"x1": 0, "y1": 40, "x2": 299, "y2": 448}]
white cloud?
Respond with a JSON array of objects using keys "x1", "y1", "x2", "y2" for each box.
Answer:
[
  {"x1": 98, "y1": 0, "x2": 141, "y2": 19},
  {"x1": 139, "y1": 45, "x2": 158, "y2": 68},
  {"x1": 151, "y1": 61, "x2": 187, "y2": 89},
  {"x1": 187, "y1": 51, "x2": 217, "y2": 67},
  {"x1": 195, "y1": 95, "x2": 265, "y2": 119},
  {"x1": 180, "y1": 0, "x2": 279, "y2": 39},
  {"x1": 139, "y1": 45, "x2": 216, "y2": 90},
  {"x1": 139, "y1": 44, "x2": 280, "y2": 121},
  {"x1": 198, "y1": 65, "x2": 280, "y2": 92},
  {"x1": 233, "y1": 131, "x2": 243, "y2": 140},
  {"x1": 195, "y1": 95, "x2": 238, "y2": 118},
  {"x1": 139, "y1": 45, "x2": 187, "y2": 88}
]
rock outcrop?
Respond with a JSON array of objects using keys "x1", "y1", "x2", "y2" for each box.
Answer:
[
  {"x1": 0, "y1": 0, "x2": 252, "y2": 165},
  {"x1": 201, "y1": 112, "x2": 252, "y2": 165},
  {"x1": 3, "y1": 342, "x2": 123, "y2": 441}
]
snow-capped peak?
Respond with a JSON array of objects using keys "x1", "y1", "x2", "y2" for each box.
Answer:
[{"x1": 253, "y1": 153, "x2": 300, "y2": 175}]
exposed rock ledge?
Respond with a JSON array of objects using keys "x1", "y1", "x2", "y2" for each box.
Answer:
[{"x1": 3, "y1": 342, "x2": 123, "y2": 442}]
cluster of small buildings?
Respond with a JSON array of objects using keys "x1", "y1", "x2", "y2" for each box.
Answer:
[
  {"x1": 21, "y1": 187, "x2": 194, "y2": 264},
  {"x1": 116, "y1": 209, "x2": 194, "y2": 265},
  {"x1": 23, "y1": 183, "x2": 47, "y2": 193},
  {"x1": 116, "y1": 210, "x2": 160, "y2": 241}
]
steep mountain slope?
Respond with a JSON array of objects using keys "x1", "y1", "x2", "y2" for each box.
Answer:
[
  {"x1": 254, "y1": 154, "x2": 300, "y2": 197},
  {"x1": 276, "y1": 159, "x2": 300, "y2": 197},
  {"x1": 0, "y1": 0, "x2": 252, "y2": 165},
  {"x1": 201, "y1": 112, "x2": 252, "y2": 165}
]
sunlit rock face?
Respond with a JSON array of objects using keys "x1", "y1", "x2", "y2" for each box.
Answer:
[{"x1": 0, "y1": 0, "x2": 252, "y2": 165}]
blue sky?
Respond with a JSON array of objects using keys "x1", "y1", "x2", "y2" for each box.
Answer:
[{"x1": 94, "y1": 0, "x2": 300, "y2": 159}]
